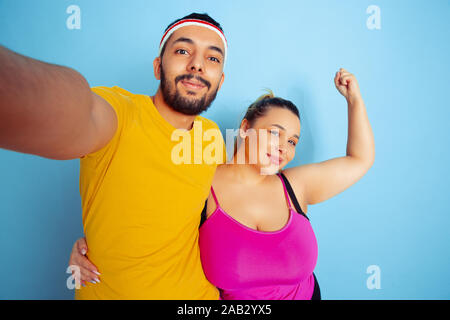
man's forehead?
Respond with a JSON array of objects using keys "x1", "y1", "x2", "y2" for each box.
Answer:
[{"x1": 167, "y1": 25, "x2": 225, "y2": 50}]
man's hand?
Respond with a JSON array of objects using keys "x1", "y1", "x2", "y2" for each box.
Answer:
[{"x1": 0, "y1": 45, "x2": 117, "y2": 159}]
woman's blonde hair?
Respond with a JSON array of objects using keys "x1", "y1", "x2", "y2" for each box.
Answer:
[{"x1": 233, "y1": 89, "x2": 300, "y2": 156}]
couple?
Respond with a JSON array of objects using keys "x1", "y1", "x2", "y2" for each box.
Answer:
[{"x1": 0, "y1": 13, "x2": 374, "y2": 300}]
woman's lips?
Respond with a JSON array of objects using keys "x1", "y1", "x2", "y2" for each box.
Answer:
[
  {"x1": 180, "y1": 80, "x2": 206, "y2": 90},
  {"x1": 267, "y1": 153, "x2": 282, "y2": 165}
]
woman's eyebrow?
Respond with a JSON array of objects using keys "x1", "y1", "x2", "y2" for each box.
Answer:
[
  {"x1": 271, "y1": 124, "x2": 300, "y2": 139},
  {"x1": 271, "y1": 124, "x2": 285, "y2": 131}
]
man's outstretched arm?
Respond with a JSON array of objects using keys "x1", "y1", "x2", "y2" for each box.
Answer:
[{"x1": 0, "y1": 45, "x2": 117, "y2": 160}]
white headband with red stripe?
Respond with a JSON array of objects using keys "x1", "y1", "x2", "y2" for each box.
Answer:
[{"x1": 158, "y1": 19, "x2": 228, "y2": 65}]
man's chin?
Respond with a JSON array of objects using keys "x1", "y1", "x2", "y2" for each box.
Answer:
[
  {"x1": 161, "y1": 84, "x2": 217, "y2": 116},
  {"x1": 172, "y1": 99, "x2": 208, "y2": 115},
  {"x1": 181, "y1": 88, "x2": 205, "y2": 99},
  {"x1": 184, "y1": 92, "x2": 202, "y2": 99}
]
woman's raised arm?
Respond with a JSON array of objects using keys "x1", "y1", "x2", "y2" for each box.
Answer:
[{"x1": 283, "y1": 68, "x2": 375, "y2": 205}]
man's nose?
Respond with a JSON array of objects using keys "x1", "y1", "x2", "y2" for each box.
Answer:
[{"x1": 187, "y1": 53, "x2": 204, "y2": 73}]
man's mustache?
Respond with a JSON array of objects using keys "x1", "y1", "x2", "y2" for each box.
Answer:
[{"x1": 175, "y1": 74, "x2": 211, "y2": 90}]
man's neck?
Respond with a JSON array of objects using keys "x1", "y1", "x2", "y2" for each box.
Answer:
[{"x1": 151, "y1": 89, "x2": 197, "y2": 130}]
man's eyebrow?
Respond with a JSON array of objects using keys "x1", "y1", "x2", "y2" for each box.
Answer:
[
  {"x1": 271, "y1": 124, "x2": 300, "y2": 139},
  {"x1": 172, "y1": 37, "x2": 194, "y2": 46},
  {"x1": 209, "y1": 45, "x2": 224, "y2": 58}
]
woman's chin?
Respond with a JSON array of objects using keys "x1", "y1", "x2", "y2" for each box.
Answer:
[{"x1": 259, "y1": 163, "x2": 280, "y2": 175}]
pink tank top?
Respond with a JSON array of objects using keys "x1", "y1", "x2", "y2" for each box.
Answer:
[{"x1": 199, "y1": 173, "x2": 318, "y2": 300}]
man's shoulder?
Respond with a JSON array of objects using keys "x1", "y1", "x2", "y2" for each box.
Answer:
[
  {"x1": 91, "y1": 86, "x2": 136, "y2": 103},
  {"x1": 195, "y1": 115, "x2": 221, "y2": 131}
]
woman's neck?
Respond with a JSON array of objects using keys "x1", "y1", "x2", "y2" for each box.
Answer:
[{"x1": 226, "y1": 146, "x2": 271, "y2": 186}]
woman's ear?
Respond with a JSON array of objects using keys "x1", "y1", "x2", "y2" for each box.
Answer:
[{"x1": 239, "y1": 119, "x2": 250, "y2": 139}]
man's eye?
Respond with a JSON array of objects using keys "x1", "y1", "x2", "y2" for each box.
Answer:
[
  {"x1": 289, "y1": 140, "x2": 297, "y2": 146},
  {"x1": 209, "y1": 57, "x2": 220, "y2": 63},
  {"x1": 176, "y1": 49, "x2": 188, "y2": 55}
]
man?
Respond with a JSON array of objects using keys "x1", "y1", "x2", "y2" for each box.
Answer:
[{"x1": 0, "y1": 13, "x2": 227, "y2": 299}]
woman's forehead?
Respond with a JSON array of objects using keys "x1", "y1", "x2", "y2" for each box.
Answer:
[{"x1": 257, "y1": 108, "x2": 300, "y2": 129}]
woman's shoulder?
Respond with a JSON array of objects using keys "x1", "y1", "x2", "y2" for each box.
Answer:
[
  {"x1": 279, "y1": 169, "x2": 309, "y2": 215},
  {"x1": 211, "y1": 163, "x2": 232, "y2": 186},
  {"x1": 280, "y1": 166, "x2": 309, "y2": 191}
]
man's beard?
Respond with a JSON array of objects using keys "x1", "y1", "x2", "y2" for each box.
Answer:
[{"x1": 160, "y1": 66, "x2": 220, "y2": 116}]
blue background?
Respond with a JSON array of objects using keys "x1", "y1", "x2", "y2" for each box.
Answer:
[{"x1": 0, "y1": 0, "x2": 449, "y2": 299}]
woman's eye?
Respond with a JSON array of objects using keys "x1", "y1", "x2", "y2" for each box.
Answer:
[
  {"x1": 289, "y1": 140, "x2": 297, "y2": 146},
  {"x1": 269, "y1": 129, "x2": 280, "y2": 136}
]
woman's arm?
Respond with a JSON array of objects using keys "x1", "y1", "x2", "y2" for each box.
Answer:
[
  {"x1": 68, "y1": 237, "x2": 101, "y2": 285},
  {"x1": 283, "y1": 68, "x2": 375, "y2": 205}
]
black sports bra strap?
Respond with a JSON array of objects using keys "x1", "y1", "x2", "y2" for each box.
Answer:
[
  {"x1": 279, "y1": 172, "x2": 309, "y2": 220},
  {"x1": 200, "y1": 187, "x2": 221, "y2": 228},
  {"x1": 199, "y1": 200, "x2": 208, "y2": 228}
]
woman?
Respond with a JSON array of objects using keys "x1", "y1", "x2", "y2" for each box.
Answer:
[{"x1": 69, "y1": 68, "x2": 375, "y2": 299}]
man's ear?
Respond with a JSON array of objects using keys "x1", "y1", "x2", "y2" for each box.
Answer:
[
  {"x1": 153, "y1": 57, "x2": 161, "y2": 80},
  {"x1": 218, "y1": 72, "x2": 225, "y2": 91}
]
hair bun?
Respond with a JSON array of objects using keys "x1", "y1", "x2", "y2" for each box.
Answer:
[{"x1": 254, "y1": 89, "x2": 275, "y2": 103}]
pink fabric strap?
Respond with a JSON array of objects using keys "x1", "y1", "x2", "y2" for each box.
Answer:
[{"x1": 210, "y1": 186, "x2": 220, "y2": 208}]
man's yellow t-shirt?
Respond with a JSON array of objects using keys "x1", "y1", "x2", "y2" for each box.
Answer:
[{"x1": 75, "y1": 86, "x2": 223, "y2": 299}]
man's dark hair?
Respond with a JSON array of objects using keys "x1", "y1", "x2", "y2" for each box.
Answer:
[{"x1": 159, "y1": 13, "x2": 224, "y2": 59}]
